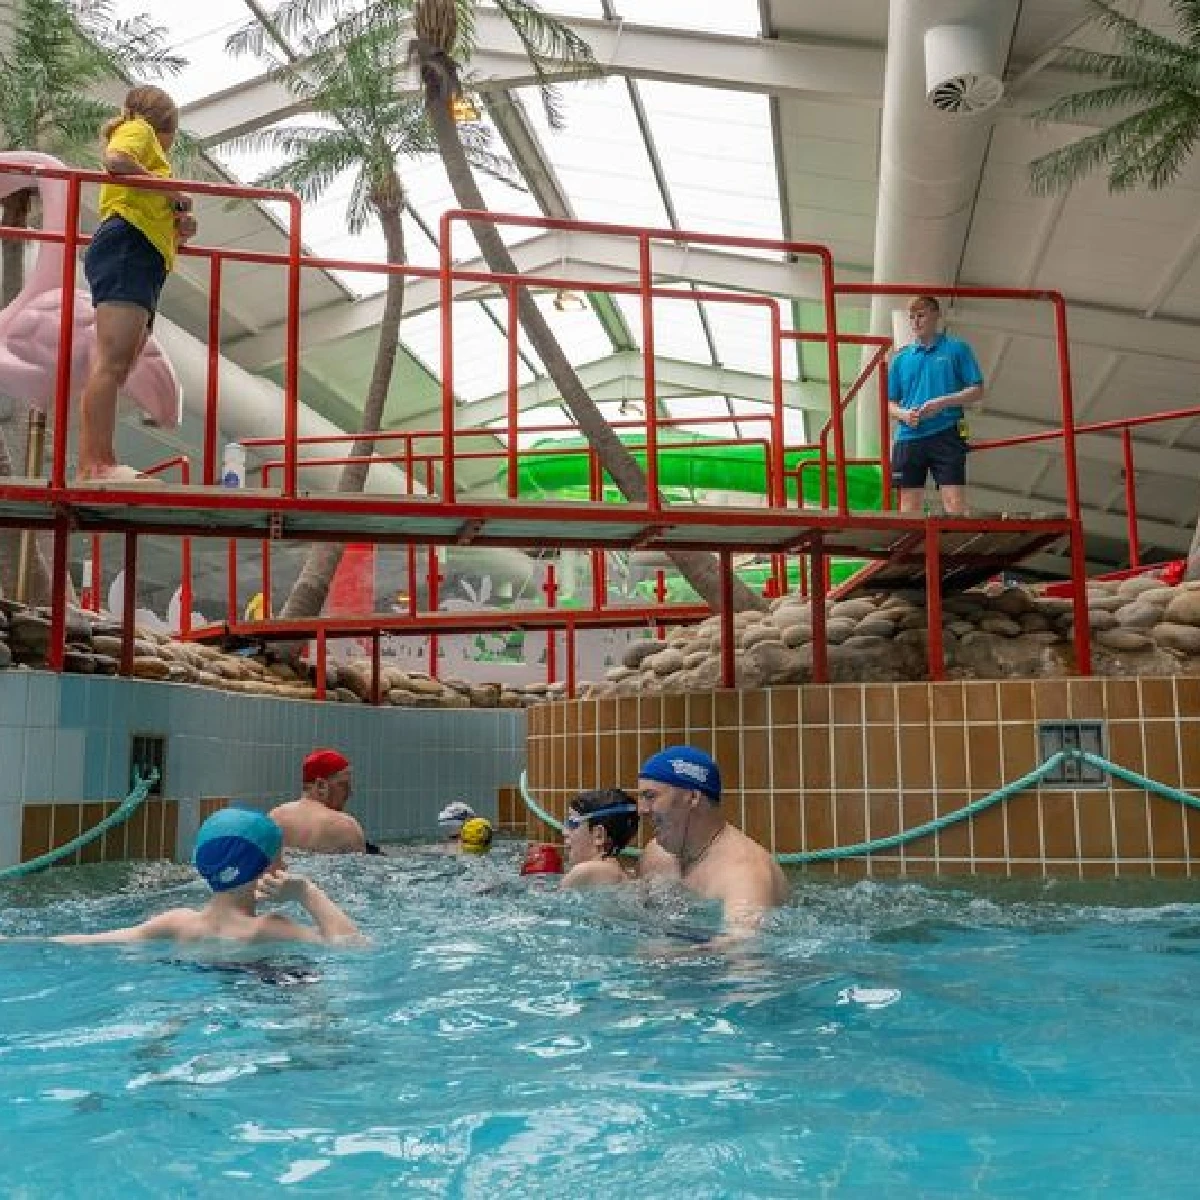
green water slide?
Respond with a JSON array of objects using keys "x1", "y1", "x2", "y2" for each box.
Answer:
[{"x1": 501, "y1": 432, "x2": 886, "y2": 598}]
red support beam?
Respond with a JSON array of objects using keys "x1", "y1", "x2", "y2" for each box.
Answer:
[{"x1": 925, "y1": 522, "x2": 946, "y2": 682}]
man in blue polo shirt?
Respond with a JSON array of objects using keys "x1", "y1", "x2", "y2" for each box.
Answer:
[{"x1": 889, "y1": 295, "x2": 984, "y2": 514}]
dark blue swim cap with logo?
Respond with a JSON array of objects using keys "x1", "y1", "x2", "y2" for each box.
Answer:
[
  {"x1": 638, "y1": 746, "x2": 722, "y2": 801},
  {"x1": 193, "y1": 808, "x2": 282, "y2": 892}
]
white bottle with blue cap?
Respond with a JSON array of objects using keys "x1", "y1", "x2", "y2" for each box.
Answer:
[{"x1": 222, "y1": 442, "x2": 247, "y2": 488}]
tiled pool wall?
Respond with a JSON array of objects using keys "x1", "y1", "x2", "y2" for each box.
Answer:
[
  {"x1": 0, "y1": 671, "x2": 525, "y2": 870},
  {"x1": 526, "y1": 677, "x2": 1200, "y2": 878}
]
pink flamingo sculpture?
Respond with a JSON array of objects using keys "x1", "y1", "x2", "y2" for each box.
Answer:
[{"x1": 0, "y1": 151, "x2": 181, "y2": 432}]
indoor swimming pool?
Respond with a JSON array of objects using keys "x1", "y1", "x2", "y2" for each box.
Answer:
[{"x1": 1, "y1": 847, "x2": 1197, "y2": 1197}]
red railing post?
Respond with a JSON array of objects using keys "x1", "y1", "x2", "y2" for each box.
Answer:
[
  {"x1": 565, "y1": 621, "x2": 577, "y2": 699},
  {"x1": 260, "y1": 465, "x2": 272, "y2": 618},
  {"x1": 638, "y1": 233, "x2": 660, "y2": 509},
  {"x1": 89, "y1": 534, "x2": 103, "y2": 613},
  {"x1": 438, "y1": 213, "x2": 457, "y2": 502},
  {"x1": 769, "y1": 302, "x2": 786, "y2": 508},
  {"x1": 719, "y1": 550, "x2": 735, "y2": 688},
  {"x1": 204, "y1": 254, "x2": 223, "y2": 485},
  {"x1": 810, "y1": 538, "x2": 828, "y2": 684},
  {"x1": 46, "y1": 514, "x2": 71, "y2": 672},
  {"x1": 1053, "y1": 295, "x2": 1092, "y2": 676},
  {"x1": 50, "y1": 176, "x2": 82, "y2": 489},
  {"x1": 283, "y1": 198, "x2": 303, "y2": 498},
  {"x1": 428, "y1": 545, "x2": 441, "y2": 678},
  {"x1": 121, "y1": 531, "x2": 138, "y2": 677},
  {"x1": 315, "y1": 628, "x2": 327, "y2": 700},
  {"x1": 179, "y1": 459, "x2": 193, "y2": 637},
  {"x1": 544, "y1": 564, "x2": 559, "y2": 684},
  {"x1": 819, "y1": 250, "x2": 848, "y2": 514},
  {"x1": 506, "y1": 282, "x2": 520, "y2": 499},
  {"x1": 1122, "y1": 427, "x2": 1140, "y2": 569},
  {"x1": 925, "y1": 521, "x2": 945, "y2": 682},
  {"x1": 879, "y1": 359, "x2": 893, "y2": 510},
  {"x1": 227, "y1": 540, "x2": 238, "y2": 626}
]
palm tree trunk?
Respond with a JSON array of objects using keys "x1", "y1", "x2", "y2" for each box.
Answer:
[
  {"x1": 280, "y1": 197, "x2": 408, "y2": 619},
  {"x1": 423, "y1": 87, "x2": 766, "y2": 615},
  {"x1": 0, "y1": 188, "x2": 53, "y2": 604}
]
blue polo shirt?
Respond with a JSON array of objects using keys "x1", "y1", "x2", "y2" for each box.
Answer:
[{"x1": 889, "y1": 332, "x2": 983, "y2": 442}]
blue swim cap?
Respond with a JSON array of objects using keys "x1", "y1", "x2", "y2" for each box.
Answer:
[
  {"x1": 193, "y1": 807, "x2": 282, "y2": 892},
  {"x1": 638, "y1": 746, "x2": 722, "y2": 801}
]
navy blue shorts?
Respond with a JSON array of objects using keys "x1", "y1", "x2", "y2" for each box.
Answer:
[
  {"x1": 84, "y1": 216, "x2": 167, "y2": 326},
  {"x1": 891, "y1": 426, "x2": 968, "y2": 489}
]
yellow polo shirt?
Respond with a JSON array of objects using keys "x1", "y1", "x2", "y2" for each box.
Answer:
[{"x1": 97, "y1": 116, "x2": 177, "y2": 271}]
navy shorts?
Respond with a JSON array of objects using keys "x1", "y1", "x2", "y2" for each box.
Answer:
[
  {"x1": 84, "y1": 216, "x2": 167, "y2": 326},
  {"x1": 891, "y1": 426, "x2": 968, "y2": 489}
]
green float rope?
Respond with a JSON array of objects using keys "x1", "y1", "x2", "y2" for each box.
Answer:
[
  {"x1": 519, "y1": 749, "x2": 1200, "y2": 865},
  {"x1": 0, "y1": 770, "x2": 158, "y2": 880}
]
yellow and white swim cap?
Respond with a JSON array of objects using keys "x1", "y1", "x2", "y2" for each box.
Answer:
[{"x1": 459, "y1": 817, "x2": 494, "y2": 854}]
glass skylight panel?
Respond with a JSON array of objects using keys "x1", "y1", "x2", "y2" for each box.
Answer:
[
  {"x1": 401, "y1": 137, "x2": 543, "y2": 267},
  {"x1": 107, "y1": 0, "x2": 267, "y2": 107},
  {"x1": 613, "y1": 295, "x2": 711, "y2": 365},
  {"x1": 609, "y1": 0, "x2": 762, "y2": 37},
  {"x1": 401, "y1": 307, "x2": 535, "y2": 404},
  {"x1": 637, "y1": 82, "x2": 781, "y2": 249},
  {"x1": 479, "y1": 295, "x2": 613, "y2": 378},
  {"x1": 708, "y1": 301, "x2": 777, "y2": 377},
  {"x1": 662, "y1": 396, "x2": 739, "y2": 440},
  {"x1": 515, "y1": 80, "x2": 670, "y2": 229}
]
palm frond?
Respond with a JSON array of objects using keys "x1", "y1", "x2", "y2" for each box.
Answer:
[
  {"x1": 492, "y1": 0, "x2": 599, "y2": 130},
  {"x1": 1169, "y1": 0, "x2": 1200, "y2": 45},
  {"x1": 1081, "y1": 0, "x2": 1200, "y2": 63},
  {"x1": 225, "y1": 0, "x2": 372, "y2": 59},
  {"x1": 1028, "y1": 0, "x2": 1200, "y2": 194}
]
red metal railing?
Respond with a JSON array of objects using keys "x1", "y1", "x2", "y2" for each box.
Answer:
[
  {"x1": 971, "y1": 402, "x2": 1200, "y2": 570},
  {"x1": 0, "y1": 182, "x2": 1122, "y2": 688}
]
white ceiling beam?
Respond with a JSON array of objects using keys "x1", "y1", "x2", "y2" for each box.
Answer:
[
  {"x1": 228, "y1": 229, "x2": 871, "y2": 370},
  {"x1": 951, "y1": 298, "x2": 1200, "y2": 364},
  {"x1": 180, "y1": 15, "x2": 885, "y2": 146}
]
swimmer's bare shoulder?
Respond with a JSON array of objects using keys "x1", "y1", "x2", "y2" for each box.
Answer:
[
  {"x1": 637, "y1": 838, "x2": 680, "y2": 881},
  {"x1": 561, "y1": 859, "x2": 628, "y2": 890}
]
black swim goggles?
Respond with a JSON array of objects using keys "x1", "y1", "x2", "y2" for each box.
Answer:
[{"x1": 564, "y1": 803, "x2": 638, "y2": 831}]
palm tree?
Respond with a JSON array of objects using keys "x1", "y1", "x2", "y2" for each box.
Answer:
[
  {"x1": 1027, "y1": 1, "x2": 1200, "y2": 579},
  {"x1": 1028, "y1": 0, "x2": 1200, "y2": 195},
  {"x1": 0, "y1": 0, "x2": 182, "y2": 603},
  {"x1": 231, "y1": 0, "x2": 766, "y2": 614},
  {"x1": 224, "y1": 14, "x2": 524, "y2": 620}
]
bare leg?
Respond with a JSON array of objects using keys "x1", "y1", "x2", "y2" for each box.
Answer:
[
  {"x1": 78, "y1": 302, "x2": 149, "y2": 479},
  {"x1": 940, "y1": 485, "x2": 967, "y2": 515},
  {"x1": 898, "y1": 487, "x2": 925, "y2": 514}
]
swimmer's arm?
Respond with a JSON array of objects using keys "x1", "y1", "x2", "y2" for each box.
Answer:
[
  {"x1": 51, "y1": 910, "x2": 190, "y2": 945},
  {"x1": 561, "y1": 861, "x2": 617, "y2": 890},
  {"x1": 256, "y1": 871, "x2": 366, "y2": 945},
  {"x1": 717, "y1": 876, "x2": 780, "y2": 941}
]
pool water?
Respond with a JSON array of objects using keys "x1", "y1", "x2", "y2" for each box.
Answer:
[{"x1": 2, "y1": 848, "x2": 1198, "y2": 1197}]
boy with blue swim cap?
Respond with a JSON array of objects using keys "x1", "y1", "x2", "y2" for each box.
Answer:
[
  {"x1": 636, "y1": 745, "x2": 787, "y2": 936},
  {"x1": 39, "y1": 808, "x2": 363, "y2": 946}
]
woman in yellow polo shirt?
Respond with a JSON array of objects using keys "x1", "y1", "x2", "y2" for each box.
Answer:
[{"x1": 78, "y1": 86, "x2": 197, "y2": 483}]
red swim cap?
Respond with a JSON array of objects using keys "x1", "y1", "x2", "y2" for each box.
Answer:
[
  {"x1": 521, "y1": 843, "x2": 564, "y2": 876},
  {"x1": 303, "y1": 748, "x2": 350, "y2": 783}
]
